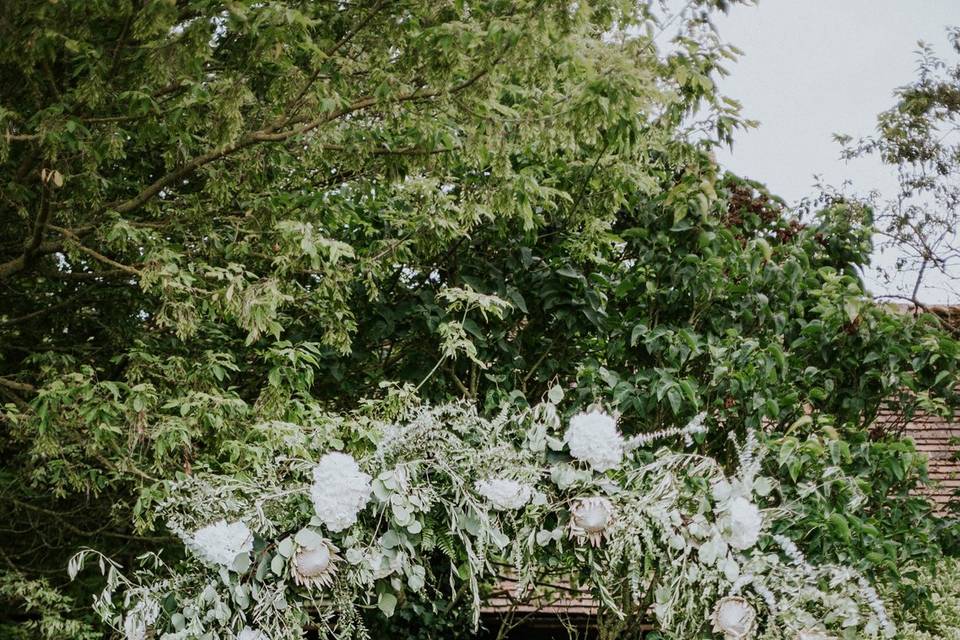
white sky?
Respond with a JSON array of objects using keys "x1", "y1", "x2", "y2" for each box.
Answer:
[{"x1": 710, "y1": 0, "x2": 958, "y2": 303}]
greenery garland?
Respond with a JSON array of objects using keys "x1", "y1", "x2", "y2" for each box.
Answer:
[{"x1": 71, "y1": 393, "x2": 895, "y2": 639}]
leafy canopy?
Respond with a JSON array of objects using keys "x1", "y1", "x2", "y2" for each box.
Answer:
[{"x1": 0, "y1": 0, "x2": 958, "y2": 637}]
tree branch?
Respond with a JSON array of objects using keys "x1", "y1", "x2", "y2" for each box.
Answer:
[{"x1": 0, "y1": 377, "x2": 37, "y2": 393}]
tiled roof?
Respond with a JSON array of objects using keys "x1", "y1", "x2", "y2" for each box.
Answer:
[{"x1": 895, "y1": 408, "x2": 960, "y2": 508}]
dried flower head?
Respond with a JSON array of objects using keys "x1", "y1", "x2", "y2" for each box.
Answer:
[
  {"x1": 188, "y1": 519, "x2": 254, "y2": 567},
  {"x1": 475, "y1": 478, "x2": 533, "y2": 510},
  {"x1": 568, "y1": 496, "x2": 615, "y2": 546},
  {"x1": 310, "y1": 452, "x2": 373, "y2": 532},
  {"x1": 711, "y1": 596, "x2": 757, "y2": 639},
  {"x1": 292, "y1": 538, "x2": 341, "y2": 590},
  {"x1": 564, "y1": 410, "x2": 623, "y2": 472}
]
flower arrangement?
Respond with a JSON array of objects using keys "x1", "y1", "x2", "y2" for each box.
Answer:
[{"x1": 70, "y1": 400, "x2": 895, "y2": 640}]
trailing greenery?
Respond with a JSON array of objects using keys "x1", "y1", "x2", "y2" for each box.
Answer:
[
  {"x1": 70, "y1": 399, "x2": 897, "y2": 639},
  {"x1": 0, "y1": 0, "x2": 958, "y2": 636}
]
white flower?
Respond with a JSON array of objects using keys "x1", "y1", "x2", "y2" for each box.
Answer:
[
  {"x1": 188, "y1": 520, "x2": 253, "y2": 567},
  {"x1": 797, "y1": 630, "x2": 834, "y2": 640},
  {"x1": 237, "y1": 628, "x2": 268, "y2": 640},
  {"x1": 568, "y1": 496, "x2": 615, "y2": 546},
  {"x1": 474, "y1": 478, "x2": 533, "y2": 510},
  {"x1": 565, "y1": 410, "x2": 623, "y2": 472},
  {"x1": 711, "y1": 596, "x2": 757, "y2": 639},
  {"x1": 292, "y1": 538, "x2": 341, "y2": 590},
  {"x1": 724, "y1": 496, "x2": 763, "y2": 550},
  {"x1": 310, "y1": 452, "x2": 373, "y2": 532}
]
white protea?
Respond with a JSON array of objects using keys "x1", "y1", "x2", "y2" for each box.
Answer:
[
  {"x1": 796, "y1": 630, "x2": 834, "y2": 640},
  {"x1": 564, "y1": 409, "x2": 624, "y2": 472},
  {"x1": 292, "y1": 538, "x2": 341, "y2": 589},
  {"x1": 568, "y1": 496, "x2": 615, "y2": 546},
  {"x1": 237, "y1": 628, "x2": 268, "y2": 640},
  {"x1": 188, "y1": 519, "x2": 254, "y2": 567},
  {"x1": 711, "y1": 596, "x2": 757, "y2": 639},
  {"x1": 310, "y1": 452, "x2": 373, "y2": 532},
  {"x1": 723, "y1": 496, "x2": 763, "y2": 551},
  {"x1": 474, "y1": 478, "x2": 533, "y2": 510}
]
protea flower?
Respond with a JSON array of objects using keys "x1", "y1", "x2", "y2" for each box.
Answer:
[
  {"x1": 568, "y1": 497, "x2": 615, "y2": 546},
  {"x1": 711, "y1": 596, "x2": 756, "y2": 639},
  {"x1": 292, "y1": 538, "x2": 341, "y2": 589}
]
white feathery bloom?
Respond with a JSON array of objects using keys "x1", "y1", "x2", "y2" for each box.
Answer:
[
  {"x1": 292, "y1": 538, "x2": 341, "y2": 589},
  {"x1": 797, "y1": 630, "x2": 834, "y2": 640},
  {"x1": 711, "y1": 596, "x2": 757, "y2": 639},
  {"x1": 188, "y1": 520, "x2": 254, "y2": 567},
  {"x1": 565, "y1": 410, "x2": 623, "y2": 472},
  {"x1": 310, "y1": 452, "x2": 373, "y2": 532},
  {"x1": 475, "y1": 478, "x2": 533, "y2": 510},
  {"x1": 237, "y1": 628, "x2": 268, "y2": 640},
  {"x1": 723, "y1": 496, "x2": 763, "y2": 550},
  {"x1": 568, "y1": 496, "x2": 615, "y2": 546}
]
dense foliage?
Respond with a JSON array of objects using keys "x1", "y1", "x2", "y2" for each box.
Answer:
[{"x1": 1, "y1": 0, "x2": 958, "y2": 637}]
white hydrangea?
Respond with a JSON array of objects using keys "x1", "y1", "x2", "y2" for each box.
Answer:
[
  {"x1": 474, "y1": 478, "x2": 533, "y2": 510},
  {"x1": 723, "y1": 496, "x2": 763, "y2": 550},
  {"x1": 188, "y1": 520, "x2": 254, "y2": 567},
  {"x1": 564, "y1": 410, "x2": 624, "y2": 472},
  {"x1": 310, "y1": 452, "x2": 373, "y2": 532}
]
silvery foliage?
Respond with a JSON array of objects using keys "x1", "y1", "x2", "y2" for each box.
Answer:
[{"x1": 70, "y1": 398, "x2": 894, "y2": 639}]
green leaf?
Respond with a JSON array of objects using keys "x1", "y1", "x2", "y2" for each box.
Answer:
[{"x1": 377, "y1": 593, "x2": 398, "y2": 617}]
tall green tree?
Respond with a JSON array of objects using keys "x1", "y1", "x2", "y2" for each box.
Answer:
[{"x1": 0, "y1": 0, "x2": 957, "y2": 636}]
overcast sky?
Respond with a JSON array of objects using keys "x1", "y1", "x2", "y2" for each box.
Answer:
[{"x1": 709, "y1": 0, "x2": 958, "y2": 303}]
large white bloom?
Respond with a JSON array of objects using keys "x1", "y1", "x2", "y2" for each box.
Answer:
[
  {"x1": 310, "y1": 452, "x2": 373, "y2": 532},
  {"x1": 724, "y1": 496, "x2": 763, "y2": 551},
  {"x1": 474, "y1": 478, "x2": 533, "y2": 510},
  {"x1": 797, "y1": 631, "x2": 834, "y2": 640},
  {"x1": 292, "y1": 538, "x2": 341, "y2": 590},
  {"x1": 564, "y1": 410, "x2": 623, "y2": 472},
  {"x1": 568, "y1": 496, "x2": 615, "y2": 546},
  {"x1": 711, "y1": 596, "x2": 757, "y2": 639},
  {"x1": 189, "y1": 520, "x2": 254, "y2": 567}
]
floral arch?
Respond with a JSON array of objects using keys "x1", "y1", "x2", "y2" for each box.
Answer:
[{"x1": 72, "y1": 396, "x2": 893, "y2": 640}]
